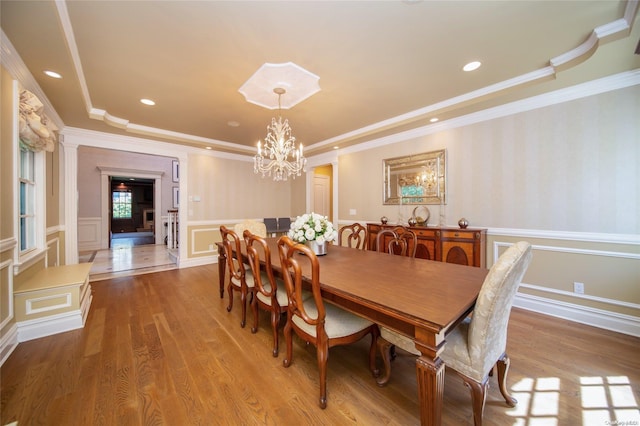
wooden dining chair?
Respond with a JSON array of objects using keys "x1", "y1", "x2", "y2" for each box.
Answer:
[
  {"x1": 338, "y1": 222, "x2": 368, "y2": 250},
  {"x1": 373, "y1": 226, "x2": 419, "y2": 377},
  {"x1": 277, "y1": 236, "x2": 380, "y2": 409},
  {"x1": 220, "y1": 225, "x2": 255, "y2": 328},
  {"x1": 376, "y1": 242, "x2": 533, "y2": 426},
  {"x1": 244, "y1": 230, "x2": 311, "y2": 357},
  {"x1": 375, "y1": 227, "x2": 417, "y2": 257}
]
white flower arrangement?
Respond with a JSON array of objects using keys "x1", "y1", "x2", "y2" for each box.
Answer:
[{"x1": 288, "y1": 212, "x2": 337, "y2": 244}]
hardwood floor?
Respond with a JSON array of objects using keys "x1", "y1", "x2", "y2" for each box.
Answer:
[{"x1": 2, "y1": 264, "x2": 639, "y2": 425}]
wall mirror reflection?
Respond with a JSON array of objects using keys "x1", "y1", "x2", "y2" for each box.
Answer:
[{"x1": 383, "y1": 149, "x2": 446, "y2": 205}]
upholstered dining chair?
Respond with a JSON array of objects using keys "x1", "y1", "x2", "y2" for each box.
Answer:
[
  {"x1": 375, "y1": 227, "x2": 417, "y2": 257},
  {"x1": 244, "y1": 230, "x2": 311, "y2": 357},
  {"x1": 277, "y1": 236, "x2": 380, "y2": 409},
  {"x1": 376, "y1": 241, "x2": 533, "y2": 426},
  {"x1": 234, "y1": 219, "x2": 267, "y2": 238},
  {"x1": 220, "y1": 225, "x2": 256, "y2": 328},
  {"x1": 263, "y1": 218, "x2": 278, "y2": 236},
  {"x1": 338, "y1": 222, "x2": 368, "y2": 250},
  {"x1": 276, "y1": 217, "x2": 292, "y2": 234}
]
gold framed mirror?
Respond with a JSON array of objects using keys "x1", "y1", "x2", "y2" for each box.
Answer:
[{"x1": 383, "y1": 149, "x2": 446, "y2": 205}]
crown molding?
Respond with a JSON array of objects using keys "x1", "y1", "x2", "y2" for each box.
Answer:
[
  {"x1": 55, "y1": 68, "x2": 640, "y2": 166},
  {"x1": 60, "y1": 126, "x2": 251, "y2": 163},
  {"x1": 38, "y1": 0, "x2": 640, "y2": 155},
  {"x1": 5, "y1": 1, "x2": 638, "y2": 158},
  {"x1": 314, "y1": 0, "x2": 640, "y2": 154},
  {"x1": 338, "y1": 69, "x2": 640, "y2": 156},
  {"x1": 0, "y1": 29, "x2": 64, "y2": 129},
  {"x1": 53, "y1": 0, "x2": 92, "y2": 112}
]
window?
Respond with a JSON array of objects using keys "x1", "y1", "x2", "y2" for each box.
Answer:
[
  {"x1": 19, "y1": 146, "x2": 36, "y2": 252},
  {"x1": 16, "y1": 143, "x2": 45, "y2": 270},
  {"x1": 13, "y1": 85, "x2": 50, "y2": 270},
  {"x1": 112, "y1": 191, "x2": 132, "y2": 218}
]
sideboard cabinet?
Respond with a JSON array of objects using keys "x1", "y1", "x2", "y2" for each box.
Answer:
[{"x1": 366, "y1": 223, "x2": 486, "y2": 268}]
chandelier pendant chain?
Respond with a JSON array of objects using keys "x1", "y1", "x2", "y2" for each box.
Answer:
[{"x1": 254, "y1": 87, "x2": 306, "y2": 181}]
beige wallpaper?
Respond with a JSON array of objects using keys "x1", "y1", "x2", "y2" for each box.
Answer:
[
  {"x1": 338, "y1": 86, "x2": 639, "y2": 235},
  {"x1": 187, "y1": 153, "x2": 293, "y2": 220},
  {"x1": 1, "y1": 66, "x2": 15, "y2": 240}
]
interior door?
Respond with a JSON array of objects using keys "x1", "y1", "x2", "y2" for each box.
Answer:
[{"x1": 312, "y1": 174, "x2": 330, "y2": 218}]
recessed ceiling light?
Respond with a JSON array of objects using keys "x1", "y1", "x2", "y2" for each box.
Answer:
[
  {"x1": 205, "y1": 146, "x2": 212, "y2": 150},
  {"x1": 44, "y1": 70, "x2": 62, "y2": 79},
  {"x1": 333, "y1": 146, "x2": 339, "y2": 150},
  {"x1": 463, "y1": 61, "x2": 481, "y2": 72},
  {"x1": 140, "y1": 98, "x2": 155, "y2": 106},
  {"x1": 430, "y1": 118, "x2": 439, "y2": 123}
]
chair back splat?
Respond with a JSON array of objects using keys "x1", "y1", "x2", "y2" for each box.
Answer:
[
  {"x1": 277, "y1": 236, "x2": 379, "y2": 409},
  {"x1": 338, "y1": 223, "x2": 368, "y2": 250},
  {"x1": 375, "y1": 227, "x2": 417, "y2": 257}
]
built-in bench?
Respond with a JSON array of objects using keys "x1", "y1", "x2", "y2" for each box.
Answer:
[{"x1": 13, "y1": 263, "x2": 93, "y2": 342}]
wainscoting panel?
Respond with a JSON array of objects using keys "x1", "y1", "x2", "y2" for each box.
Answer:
[
  {"x1": 78, "y1": 217, "x2": 102, "y2": 251},
  {"x1": 488, "y1": 232, "x2": 639, "y2": 337},
  {"x1": 0, "y1": 259, "x2": 14, "y2": 331},
  {"x1": 0, "y1": 239, "x2": 18, "y2": 366}
]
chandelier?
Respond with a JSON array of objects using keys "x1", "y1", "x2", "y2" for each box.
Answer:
[{"x1": 254, "y1": 88, "x2": 306, "y2": 181}]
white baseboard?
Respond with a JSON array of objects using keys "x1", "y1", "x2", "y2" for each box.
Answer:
[
  {"x1": 0, "y1": 324, "x2": 19, "y2": 366},
  {"x1": 178, "y1": 255, "x2": 217, "y2": 269},
  {"x1": 16, "y1": 310, "x2": 85, "y2": 342},
  {"x1": 514, "y1": 292, "x2": 640, "y2": 338}
]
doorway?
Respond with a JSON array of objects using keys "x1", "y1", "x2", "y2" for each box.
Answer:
[
  {"x1": 86, "y1": 171, "x2": 175, "y2": 280},
  {"x1": 110, "y1": 176, "x2": 156, "y2": 248},
  {"x1": 98, "y1": 167, "x2": 164, "y2": 249},
  {"x1": 312, "y1": 165, "x2": 333, "y2": 221}
]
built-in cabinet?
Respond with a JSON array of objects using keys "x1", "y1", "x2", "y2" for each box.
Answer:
[{"x1": 367, "y1": 223, "x2": 486, "y2": 268}]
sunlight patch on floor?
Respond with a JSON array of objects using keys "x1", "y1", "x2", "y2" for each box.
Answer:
[
  {"x1": 581, "y1": 376, "x2": 639, "y2": 425},
  {"x1": 507, "y1": 376, "x2": 639, "y2": 426}
]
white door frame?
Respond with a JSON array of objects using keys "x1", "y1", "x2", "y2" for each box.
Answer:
[
  {"x1": 97, "y1": 167, "x2": 164, "y2": 248},
  {"x1": 305, "y1": 152, "x2": 339, "y2": 225}
]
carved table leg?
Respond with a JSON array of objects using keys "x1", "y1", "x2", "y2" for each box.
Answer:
[
  {"x1": 218, "y1": 248, "x2": 226, "y2": 298},
  {"x1": 416, "y1": 355, "x2": 445, "y2": 426},
  {"x1": 376, "y1": 337, "x2": 393, "y2": 386}
]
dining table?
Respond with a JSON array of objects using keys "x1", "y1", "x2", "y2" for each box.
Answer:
[{"x1": 216, "y1": 238, "x2": 488, "y2": 426}]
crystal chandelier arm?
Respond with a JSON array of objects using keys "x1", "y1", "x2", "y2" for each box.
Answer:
[{"x1": 253, "y1": 87, "x2": 307, "y2": 181}]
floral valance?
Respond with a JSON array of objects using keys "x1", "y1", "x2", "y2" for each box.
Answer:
[{"x1": 19, "y1": 89, "x2": 57, "y2": 152}]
